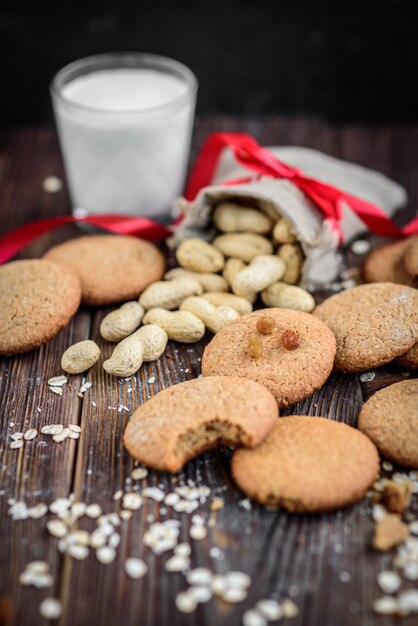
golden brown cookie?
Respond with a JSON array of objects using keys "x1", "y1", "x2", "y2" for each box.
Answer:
[
  {"x1": 201, "y1": 309, "x2": 336, "y2": 407},
  {"x1": 44, "y1": 235, "x2": 165, "y2": 305},
  {"x1": 231, "y1": 415, "x2": 379, "y2": 512},
  {"x1": 123, "y1": 376, "x2": 278, "y2": 472},
  {"x1": 363, "y1": 239, "x2": 416, "y2": 287},
  {"x1": 0, "y1": 259, "x2": 81, "y2": 355},
  {"x1": 395, "y1": 342, "x2": 418, "y2": 369},
  {"x1": 403, "y1": 236, "x2": 418, "y2": 282},
  {"x1": 314, "y1": 283, "x2": 418, "y2": 372},
  {"x1": 358, "y1": 380, "x2": 418, "y2": 468}
]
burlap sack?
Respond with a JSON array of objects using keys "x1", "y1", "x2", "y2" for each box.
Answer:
[{"x1": 172, "y1": 146, "x2": 406, "y2": 289}]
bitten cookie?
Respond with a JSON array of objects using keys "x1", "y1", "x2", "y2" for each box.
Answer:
[
  {"x1": 201, "y1": 309, "x2": 336, "y2": 407},
  {"x1": 363, "y1": 239, "x2": 416, "y2": 287},
  {"x1": 314, "y1": 283, "x2": 418, "y2": 372},
  {"x1": 232, "y1": 415, "x2": 379, "y2": 512},
  {"x1": 0, "y1": 259, "x2": 81, "y2": 355},
  {"x1": 123, "y1": 376, "x2": 278, "y2": 472},
  {"x1": 395, "y1": 342, "x2": 418, "y2": 369},
  {"x1": 358, "y1": 380, "x2": 418, "y2": 468},
  {"x1": 403, "y1": 237, "x2": 418, "y2": 282},
  {"x1": 44, "y1": 235, "x2": 165, "y2": 305}
]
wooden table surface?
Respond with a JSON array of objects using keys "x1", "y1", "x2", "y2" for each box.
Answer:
[{"x1": 0, "y1": 117, "x2": 417, "y2": 626}]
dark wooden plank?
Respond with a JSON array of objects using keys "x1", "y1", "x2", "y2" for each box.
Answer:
[{"x1": 1, "y1": 120, "x2": 417, "y2": 626}]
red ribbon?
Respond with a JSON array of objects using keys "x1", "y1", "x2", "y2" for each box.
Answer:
[{"x1": 1, "y1": 132, "x2": 417, "y2": 264}]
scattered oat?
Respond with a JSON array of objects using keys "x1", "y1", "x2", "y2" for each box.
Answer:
[
  {"x1": 11, "y1": 432, "x2": 23, "y2": 440},
  {"x1": 53, "y1": 432, "x2": 68, "y2": 443},
  {"x1": 47, "y1": 519, "x2": 68, "y2": 538},
  {"x1": 383, "y1": 461, "x2": 394, "y2": 471},
  {"x1": 351, "y1": 239, "x2": 371, "y2": 255},
  {"x1": 79, "y1": 381, "x2": 92, "y2": 394},
  {"x1": 39, "y1": 597, "x2": 62, "y2": 620},
  {"x1": 10, "y1": 440, "x2": 24, "y2": 449},
  {"x1": 85, "y1": 503, "x2": 102, "y2": 519},
  {"x1": 125, "y1": 557, "x2": 148, "y2": 579},
  {"x1": 42, "y1": 176, "x2": 63, "y2": 193},
  {"x1": 49, "y1": 386, "x2": 63, "y2": 396},
  {"x1": 175, "y1": 591, "x2": 197, "y2": 613},
  {"x1": 96, "y1": 546, "x2": 116, "y2": 564},
  {"x1": 339, "y1": 570, "x2": 351, "y2": 583},
  {"x1": 187, "y1": 568, "x2": 213, "y2": 587},
  {"x1": 189, "y1": 586, "x2": 213, "y2": 604},
  {"x1": 122, "y1": 493, "x2": 143, "y2": 510},
  {"x1": 359, "y1": 371, "x2": 375, "y2": 382},
  {"x1": 165, "y1": 555, "x2": 190, "y2": 572},
  {"x1": 131, "y1": 467, "x2": 148, "y2": 480},
  {"x1": 24, "y1": 428, "x2": 38, "y2": 441},
  {"x1": 113, "y1": 490, "x2": 123, "y2": 501},
  {"x1": 67, "y1": 544, "x2": 89, "y2": 560},
  {"x1": 68, "y1": 424, "x2": 81, "y2": 433},
  {"x1": 373, "y1": 596, "x2": 399, "y2": 614},
  {"x1": 398, "y1": 589, "x2": 418, "y2": 613},
  {"x1": 377, "y1": 570, "x2": 402, "y2": 594},
  {"x1": 243, "y1": 609, "x2": 267, "y2": 626},
  {"x1": 256, "y1": 599, "x2": 283, "y2": 621},
  {"x1": 222, "y1": 587, "x2": 248, "y2": 603},
  {"x1": 281, "y1": 598, "x2": 299, "y2": 618},
  {"x1": 48, "y1": 375, "x2": 67, "y2": 387},
  {"x1": 147, "y1": 376, "x2": 156, "y2": 384},
  {"x1": 29, "y1": 503, "x2": 48, "y2": 519},
  {"x1": 142, "y1": 487, "x2": 165, "y2": 502},
  {"x1": 226, "y1": 571, "x2": 251, "y2": 589},
  {"x1": 190, "y1": 524, "x2": 207, "y2": 541}
]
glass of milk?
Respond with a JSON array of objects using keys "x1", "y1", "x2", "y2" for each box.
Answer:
[{"x1": 51, "y1": 53, "x2": 198, "y2": 219}]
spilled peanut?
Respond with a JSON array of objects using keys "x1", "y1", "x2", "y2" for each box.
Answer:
[
  {"x1": 213, "y1": 233, "x2": 273, "y2": 262},
  {"x1": 100, "y1": 301, "x2": 144, "y2": 342},
  {"x1": 201, "y1": 292, "x2": 253, "y2": 315},
  {"x1": 261, "y1": 282, "x2": 315, "y2": 312},
  {"x1": 143, "y1": 308, "x2": 205, "y2": 343},
  {"x1": 61, "y1": 340, "x2": 101, "y2": 374},
  {"x1": 176, "y1": 238, "x2": 225, "y2": 273},
  {"x1": 232, "y1": 255, "x2": 285, "y2": 301},
  {"x1": 277, "y1": 243, "x2": 304, "y2": 284},
  {"x1": 164, "y1": 268, "x2": 229, "y2": 293},
  {"x1": 139, "y1": 277, "x2": 203, "y2": 311},
  {"x1": 180, "y1": 296, "x2": 239, "y2": 334},
  {"x1": 213, "y1": 202, "x2": 273, "y2": 234}
]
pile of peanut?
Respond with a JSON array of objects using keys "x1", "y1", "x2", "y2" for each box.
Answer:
[{"x1": 61, "y1": 202, "x2": 315, "y2": 377}]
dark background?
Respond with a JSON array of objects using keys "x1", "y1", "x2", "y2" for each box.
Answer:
[{"x1": 0, "y1": 0, "x2": 416, "y2": 128}]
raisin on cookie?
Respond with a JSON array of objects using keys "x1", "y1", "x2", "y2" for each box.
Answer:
[{"x1": 202, "y1": 309, "x2": 336, "y2": 407}]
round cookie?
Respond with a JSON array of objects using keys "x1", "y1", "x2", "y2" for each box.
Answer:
[
  {"x1": 44, "y1": 235, "x2": 165, "y2": 305},
  {"x1": 314, "y1": 283, "x2": 418, "y2": 372},
  {"x1": 201, "y1": 309, "x2": 336, "y2": 407},
  {"x1": 358, "y1": 380, "x2": 418, "y2": 468},
  {"x1": 395, "y1": 342, "x2": 418, "y2": 369},
  {"x1": 0, "y1": 259, "x2": 81, "y2": 355},
  {"x1": 232, "y1": 415, "x2": 379, "y2": 512},
  {"x1": 403, "y1": 236, "x2": 418, "y2": 282},
  {"x1": 123, "y1": 376, "x2": 278, "y2": 472},
  {"x1": 363, "y1": 239, "x2": 416, "y2": 287}
]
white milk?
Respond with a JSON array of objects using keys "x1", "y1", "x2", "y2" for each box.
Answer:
[{"x1": 52, "y1": 66, "x2": 196, "y2": 218}]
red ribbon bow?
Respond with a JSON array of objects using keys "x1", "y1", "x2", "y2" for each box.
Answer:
[{"x1": 0, "y1": 132, "x2": 417, "y2": 264}]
